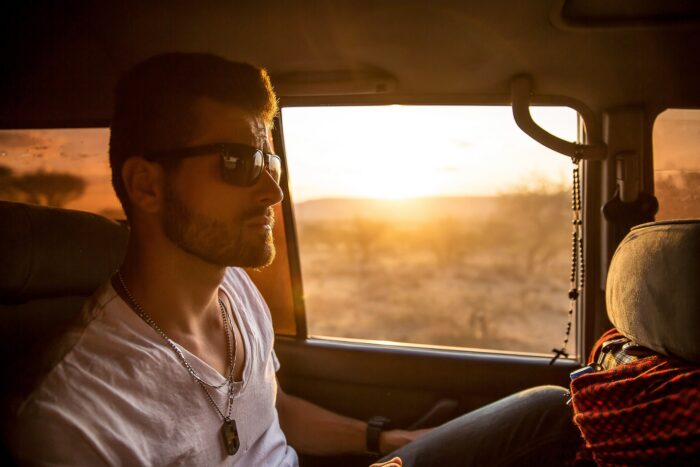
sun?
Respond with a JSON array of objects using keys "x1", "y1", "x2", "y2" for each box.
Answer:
[
  {"x1": 354, "y1": 169, "x2": 437, "y2": 200},
  {"x1": 281, "y1": 105, "x2": 578, "y2": 202}
]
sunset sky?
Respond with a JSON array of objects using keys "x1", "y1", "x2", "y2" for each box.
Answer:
[
  {"x1": 282, "y1": 105, "x2": 578, "y2": 202},
  {"x1": 0, "y1": 106, "x2": 696, "y2": 214}
]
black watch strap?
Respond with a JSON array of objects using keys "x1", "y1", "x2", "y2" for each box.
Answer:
[{"x1": 366, "y1": 415, "x2": 391, "y2": 456}]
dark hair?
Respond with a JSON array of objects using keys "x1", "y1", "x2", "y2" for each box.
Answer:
[{"x1": 109, "y1": 53, "x2": 278, "y2": 216}]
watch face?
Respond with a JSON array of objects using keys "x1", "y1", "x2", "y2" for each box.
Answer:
[{"x1": 369, "y1": 416, "x2": 391, "y2": 428}]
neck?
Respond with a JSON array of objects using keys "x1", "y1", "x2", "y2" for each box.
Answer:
[{"x1": 116, "y1": 230, "x2": 227, "y2": 335}]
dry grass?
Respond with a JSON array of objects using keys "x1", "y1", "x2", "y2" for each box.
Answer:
[{"x1": 295, "y1": 191, "x2": 578, "y2": 355}]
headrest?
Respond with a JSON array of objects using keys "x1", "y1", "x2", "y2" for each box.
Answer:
[
  {"x1": 0, "y1": 201, "x2": 128, "y2": 304},
  {"x1": 606, "y1": 219, "x2": 700, "y2": 363}
]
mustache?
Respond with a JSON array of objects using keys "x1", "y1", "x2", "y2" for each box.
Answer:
[{"x1": 242, "y1": 207, "x2": 275, "y2": 226}]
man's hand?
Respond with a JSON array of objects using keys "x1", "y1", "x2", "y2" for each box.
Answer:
[
  {"x1": 380, "y1": 428, "x2": 431, "y2": 455},
  {"x1": 370, "y1": 456, "x2": 402, "y2": 467}
]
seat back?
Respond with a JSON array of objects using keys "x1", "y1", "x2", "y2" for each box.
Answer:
[
  {"x1": 0, "y1": 201, "x2": 128, "y2": 427},
  {"x1": 606, "y1": 219, "x2": 700, "y2": 363}
]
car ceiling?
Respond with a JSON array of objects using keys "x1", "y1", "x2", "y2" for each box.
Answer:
[{"x1": 1, "y1": 0, "x2": 699, "y2": 128}]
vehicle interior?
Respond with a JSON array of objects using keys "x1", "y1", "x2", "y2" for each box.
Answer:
[{"x1": 1, "y1": 0, "x2": 699, "y2": 464}]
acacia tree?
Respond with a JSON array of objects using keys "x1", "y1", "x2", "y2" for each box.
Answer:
[
  {"x1": 0, "y1": 165, "x2": 18, "y2": 200},
  {"x1": 0, "y1": 165, "x2": 86, "y2": 208}
]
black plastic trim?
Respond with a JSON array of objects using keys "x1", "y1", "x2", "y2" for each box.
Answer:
[{"x1": 272, "y1": 119, "x2": 308, "y2": 339}]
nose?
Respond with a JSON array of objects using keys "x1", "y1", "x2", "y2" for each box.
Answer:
[{"x1": 255, "y1": 167, "x2": 284, "y2": 206}]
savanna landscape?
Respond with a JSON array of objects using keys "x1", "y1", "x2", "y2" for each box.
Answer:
[{"x1": 295, "y1": 188, "x2": 577, "y2": 355}]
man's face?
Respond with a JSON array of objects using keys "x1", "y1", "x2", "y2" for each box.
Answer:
[{"x1": 160, "y1": 97, "x2": 283, "y2": 268}]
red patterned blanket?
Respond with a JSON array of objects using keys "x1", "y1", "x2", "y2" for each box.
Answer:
[{"x1": 570, "y1": 329, "x2": 700, "y2": 466}]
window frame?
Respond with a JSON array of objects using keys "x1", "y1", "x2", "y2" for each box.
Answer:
[{"x1": 272, "y1": 97, "x2": 596, "y2": 364}]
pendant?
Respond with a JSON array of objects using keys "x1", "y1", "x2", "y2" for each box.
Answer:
[{"x1": 221, "y1": 419, "x2": 240, "y2": 456}]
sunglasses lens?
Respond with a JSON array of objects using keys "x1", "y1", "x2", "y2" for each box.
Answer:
[
  {"x1": 221, "y1": 154, "x2": 244, "y2": 185},
  {"x1": 268, "y1": 155, "x2": 282, "y2": 184},
  {"x1": 244, "y1": 152, "x2": 282, "y2": 186},
  {"x1": 221, "y1": 147, "x2": 282, "y2": 186},
  {"x1": 251, "y1": 150, "x2": 264, "y2": 181}
]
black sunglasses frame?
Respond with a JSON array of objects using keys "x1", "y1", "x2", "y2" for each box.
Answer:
[{"x1": 145, "y1": 142, "x2": 282, "y2": 187}]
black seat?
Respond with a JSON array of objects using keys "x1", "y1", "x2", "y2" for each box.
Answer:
[{"x1": 0, "y1": 201, "x2": 128, "y2": 457}]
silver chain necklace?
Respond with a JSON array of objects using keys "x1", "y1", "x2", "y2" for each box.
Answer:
[{"x1": 116, "y1": 271, "x2": 241, "y2": 456}]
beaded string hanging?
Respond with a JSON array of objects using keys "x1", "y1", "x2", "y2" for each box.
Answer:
[{"x1": 550, "y1": 155, "x2": 584, "y2": 365}]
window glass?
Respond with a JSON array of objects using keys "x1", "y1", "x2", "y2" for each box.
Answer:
[
  {"x1": 653, "y1": 109, "x2": 700, "y2": 220},
  {"x1": 282, "y1": 106, "x2": 579, "y2": 355},
  {"x1": 0, "y1": 128, "x2": 123, "y2": 218}
]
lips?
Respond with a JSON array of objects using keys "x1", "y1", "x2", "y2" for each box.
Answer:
[{"x1": 246, "y1": 214, "x2": 274, "y2": 230}]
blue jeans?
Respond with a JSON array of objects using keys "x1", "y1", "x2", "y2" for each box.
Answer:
[{"x1": 382, "y1": 385, "x2": 581, "y2": 467}]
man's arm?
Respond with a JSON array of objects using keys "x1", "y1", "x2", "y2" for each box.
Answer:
[{"x1": 276, "y1": 382, "x2": 429, "y2": 456}]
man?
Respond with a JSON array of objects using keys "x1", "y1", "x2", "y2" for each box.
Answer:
[{"x1": 12, "y1": 53, "x2": 579, "y2": 466}]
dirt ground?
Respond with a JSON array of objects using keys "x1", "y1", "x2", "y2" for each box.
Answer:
[{"x1": 295, "y1": 192, "x2": 578, "y2": 356}]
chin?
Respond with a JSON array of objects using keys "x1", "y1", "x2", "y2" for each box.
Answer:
[
  {"x1": 246, "y1": 242, "x2": 276, "y2": 269},
  {"x1": 169, "y1": 222, "x2": 276, "y2": 269},
  {"x1": 219, "y1": 236, "x2": 276, "y2": 269}
]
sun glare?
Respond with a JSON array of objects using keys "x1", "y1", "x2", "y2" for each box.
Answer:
[{"x1": 281, "y1": 105, "x2": 577, "y2": 203}]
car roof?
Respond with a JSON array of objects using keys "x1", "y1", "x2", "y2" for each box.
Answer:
[{"x1": 2, "y1": 0, "x2": 700, "y2": 127}]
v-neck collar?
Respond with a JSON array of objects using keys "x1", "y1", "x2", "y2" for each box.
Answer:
[{"x1": 108, "y1": 280, "x2": 252, "y2": 397}]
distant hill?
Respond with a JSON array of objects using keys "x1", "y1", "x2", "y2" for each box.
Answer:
[{"x1": 293, "y1": 196, "x2": 500, "y2": 222}]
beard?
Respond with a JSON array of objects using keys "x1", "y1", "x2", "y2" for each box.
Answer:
[{"x1": 161, "y1": 182, "x2": 276, "y2": 268}]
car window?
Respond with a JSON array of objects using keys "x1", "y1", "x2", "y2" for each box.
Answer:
[
  {"x1": 281, "y1": 105, "x2": 580, "y2": 356},
  {"x1": 0, "y1": 128, "x2": 122, "y2": 218},
  {"x1": 653, "y1": 109, "x2": 700, "y2": 220}
]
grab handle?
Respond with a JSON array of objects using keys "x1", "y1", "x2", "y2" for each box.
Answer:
[{"x1": 511, "y1": 75, "x2": 607, "y2": 160}]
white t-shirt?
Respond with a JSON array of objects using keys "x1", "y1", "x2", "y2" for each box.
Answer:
[{"x1": 13, "y1": 268, "x2": 299, "y2": 466}]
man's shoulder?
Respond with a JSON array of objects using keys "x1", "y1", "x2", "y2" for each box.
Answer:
[
  {"x1": 56, "y1": 279, "x2": 135, "y2": 356},
  {"x1": 21, "y1": 280, "x2": 159, "y2": 408},
  {"x1": 13, "y1": 285, "x2": 169, "y2": 466}
]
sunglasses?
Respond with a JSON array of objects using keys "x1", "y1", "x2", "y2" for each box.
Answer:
[{"x1": 146, "y1": 143, "x2": 282, "y2": 187}]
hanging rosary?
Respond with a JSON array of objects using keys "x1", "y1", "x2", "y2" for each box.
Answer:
[{"x1": 550, "y1": 155, "x2": 584, "y2": 365}]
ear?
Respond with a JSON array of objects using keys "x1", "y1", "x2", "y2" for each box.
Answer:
[{"x1": 121, "y1": 157, "x2": 166, "y2": 214}]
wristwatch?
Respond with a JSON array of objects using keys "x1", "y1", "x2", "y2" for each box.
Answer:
[{"x1": 366, "y1": 415, "x2": 391, "y2": 456}]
